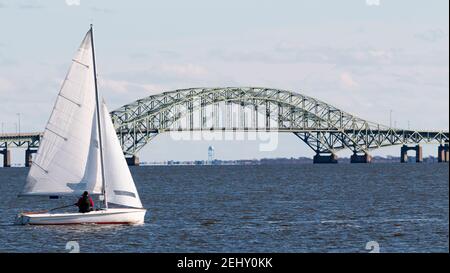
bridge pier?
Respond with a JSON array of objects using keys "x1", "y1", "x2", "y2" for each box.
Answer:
[
  {"x1": 313, "y1": 153, "x2": 338, "y2": 164},
  {"x1": 350, "y1": 152, "x2": 372, "y2": 163},
  {"x1": 438, "y1": 144, "x2": 449, "y2": 163},
  {"x1": 25, "y1": 149, "x2": 37, "y2": 167},
  {"x1": 126, "y1": 155, "x2": 140, "y2": 166},
  {"x1": 400, "y1": 145, "x2": 423, "y2": 163},
  {"x1": 1, "y1": 149, "x2": 11, "y2": 167}
]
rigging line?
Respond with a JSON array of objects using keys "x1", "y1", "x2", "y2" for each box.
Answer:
[
  {"x1": 58, "y1": 94, "x2": 82, "y2": 107},
  {"x1": 32, "y1": 162, "x2": 49, "y2": 174}
]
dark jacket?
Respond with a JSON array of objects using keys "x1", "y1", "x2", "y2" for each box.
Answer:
[{"x1": 77, "y1": 195, "x2": 94, "y2": 213}]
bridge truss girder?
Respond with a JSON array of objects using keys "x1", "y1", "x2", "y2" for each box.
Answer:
[
  {"x1": 110, "y1": 87, "x2": 449, "y2": 156},
  {"x1": 0, "y1": 134, "x2": 41, "y2": 150}
]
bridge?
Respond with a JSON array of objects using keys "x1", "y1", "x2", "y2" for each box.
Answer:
[
  {"x1": 0, "y1": 133, "x2": 41, "y2": 167},
  {"x1": 1, "y1": 87, "x2": 449, "y2": 166}
]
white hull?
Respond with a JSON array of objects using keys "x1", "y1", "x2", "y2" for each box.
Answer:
[{"x1": 15, "y1": 208, "x2": 146, "y2": 225}]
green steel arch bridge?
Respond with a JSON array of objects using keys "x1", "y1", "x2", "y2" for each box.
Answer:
[
  {"x1": 110, "y1": 87, "x2": 449, "y2": 164},
  {"x1": 1, "y1": 87, "x2": 449, "y2": 166}
]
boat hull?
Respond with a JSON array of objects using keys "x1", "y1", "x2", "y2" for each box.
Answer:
[{"x1": 15, "y1": 208, "x2": 146, "y2": 225}]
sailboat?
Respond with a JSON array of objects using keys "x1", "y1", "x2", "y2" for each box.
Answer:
[{"x1": 15, "y1": 25, "x2": 146, "y2": 225}]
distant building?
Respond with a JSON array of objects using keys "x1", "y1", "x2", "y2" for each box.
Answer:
[
  {"x1": 194, "y1": 160, "x2": 204, "y2": 165},
  {"x1": 208, "y1": 146, "x2": 215, "y2": 163},
  {"x1": 143, "y1": 155, "x2": 442, "y2": 166}
]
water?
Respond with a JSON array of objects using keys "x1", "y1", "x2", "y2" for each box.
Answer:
[{"x1": 0, "y1": 164, "x2": 448, "y2": 253}]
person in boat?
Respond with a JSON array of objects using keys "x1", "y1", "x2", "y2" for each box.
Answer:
[{"x1": 76, "y1": 191, "x2": 94, "y2": 213}]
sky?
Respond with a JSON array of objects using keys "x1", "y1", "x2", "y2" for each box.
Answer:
[{"x1": 0, "y1": 0, "x2": 449, "y2": 163}]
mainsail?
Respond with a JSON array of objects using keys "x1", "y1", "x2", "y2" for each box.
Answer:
[{"x1": 22, "y1": 30, "x2": 102, "y2": 196}]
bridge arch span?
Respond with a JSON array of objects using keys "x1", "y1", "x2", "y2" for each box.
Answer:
[{"x1": 110, "y1": 87, "x2": 449, "y2": 160}]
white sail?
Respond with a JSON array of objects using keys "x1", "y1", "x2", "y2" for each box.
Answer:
[
  {"x1": 101, "y1": 102, "x2": 143, "y2": 208},
  {"x1": 22, "y1": 30, "x2": 103, "y2": 196},
  {"x1": 79, "y1": 110, "x2": 102, "y2": 193}
]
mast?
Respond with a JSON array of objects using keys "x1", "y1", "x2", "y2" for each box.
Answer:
[{"x1": 90, "y1": 24, "x2": 108, "y2": 209}]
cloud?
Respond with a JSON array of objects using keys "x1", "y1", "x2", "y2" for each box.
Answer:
[
  {"x1": 0, "y1": 78, "x2": 14, "y2": 92},
  {"x1": 210, "y1": 45, "x2": 400, "y2": 67},
  {"x1": 159, "y1": 63, "x2": 208, "y2": 78},
  {"x1": 65, "y1": 0, "x2": 80, "y2": 6},
  {"x1": 127, "y1": 50, "x2": 181, "y2": 62},
  {"x1": 103, "y1": 62, "x2": 211, "y2": 87},
  {"x1": 340, "y1": 72, "x2": 359, "y2": 89},
  {"x1": 415, "y1": 28, "x2": 448, "y2": 43},
  {"x1": 18, "y1": 0, "x2": 45, "y2": 9},
  {"x1": 0, "y1": 77, "x2": 17, "y2": 99},
  {"x1": 90, "y1": 6, "x2": 114, "y2": 13},
  {"x1": 96, "y1": 78, "x2": 168, "y2": 109},
  {"x1": 0, "y1": 58, "x2": 18, "y2": 67},
  {"x1": 365, "y1": 0, "x2": 381, "y2": 6},
  {"x1": 208, "y1": 42, "x2": 449, "y2": 70},
  {"x1": 98, "y1": 78, "x2": 163, "y2": 94},
  {"x1": 98, "y1": 79, "x2": 129, "y2": 93}
]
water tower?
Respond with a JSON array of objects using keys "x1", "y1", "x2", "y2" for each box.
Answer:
[{"x1": 208, "y1": 146, "x2": 214, "y2": 163}]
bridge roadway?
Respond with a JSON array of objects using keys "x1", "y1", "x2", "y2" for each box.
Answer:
[{"x1": 1, "y1": 129, "x2": 448, "y2": 167}]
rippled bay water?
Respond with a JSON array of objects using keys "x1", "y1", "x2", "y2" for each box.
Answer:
[{"x1": 0, "y1": 164, "x2": 448, "y2": 252}]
